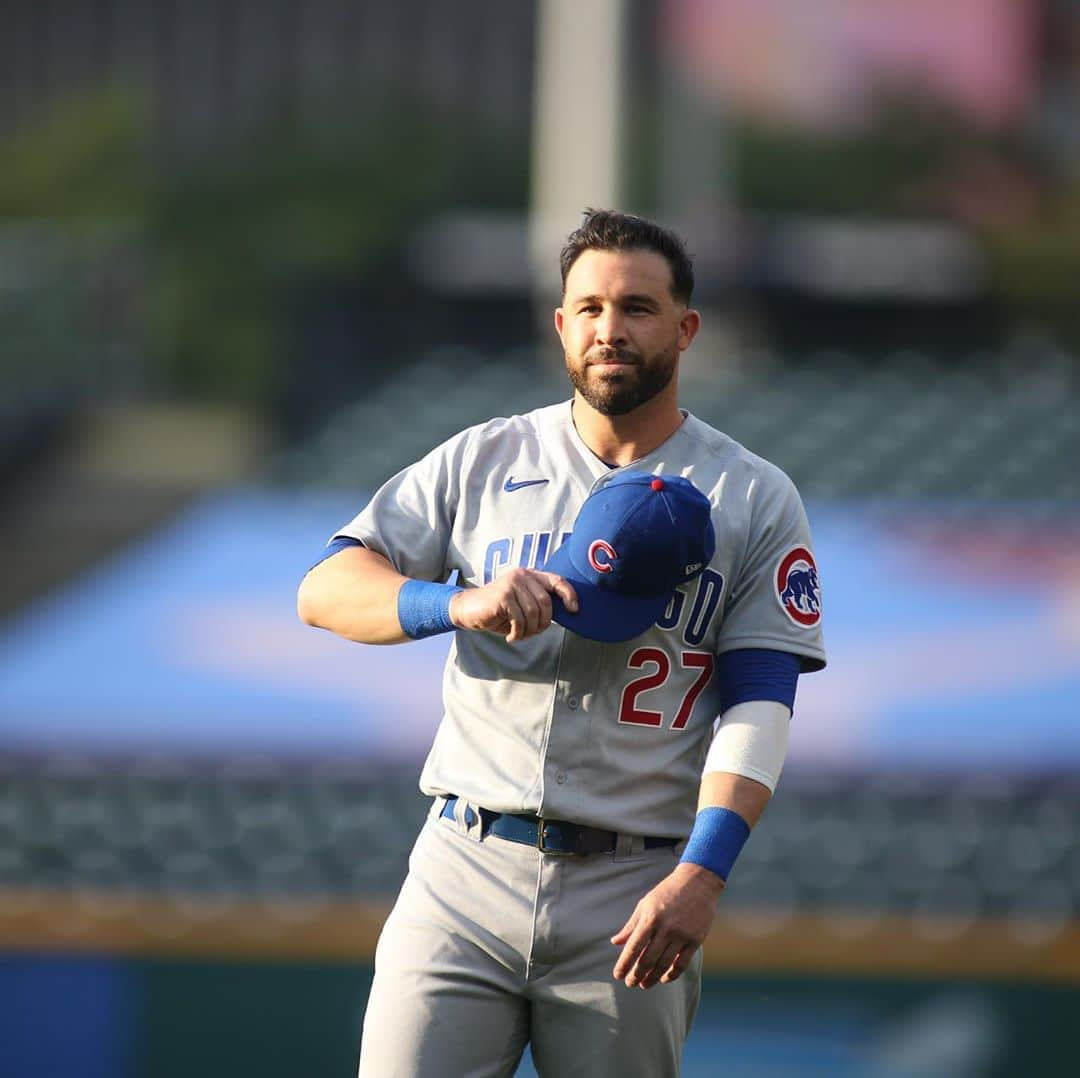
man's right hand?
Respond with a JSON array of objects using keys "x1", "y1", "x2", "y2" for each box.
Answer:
[{"x1": 449, "y1": 569, "x2": 578, "y2": 643}]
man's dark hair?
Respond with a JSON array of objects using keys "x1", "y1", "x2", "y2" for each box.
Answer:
[{"x1": 560, "y1": 208, "x2": 694, "y2": 304}]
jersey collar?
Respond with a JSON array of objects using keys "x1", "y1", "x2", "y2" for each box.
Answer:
[{"x1": 550, "y1": 400, "x2": 699, "y2": 494}]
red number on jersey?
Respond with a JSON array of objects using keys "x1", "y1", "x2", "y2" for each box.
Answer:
[
  {"x1": 671, "y1": 651, "x2": 715, "y2": 729},
  {"x1": 618, "y1": 648, "x2": 715, "y2": 729},
  {"x1": 617, "y1": 647, "x2": 670, "y2": 726}
]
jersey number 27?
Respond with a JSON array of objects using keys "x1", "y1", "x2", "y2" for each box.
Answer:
[{"x1": 618, "y1": 648, "x2": 714, "y2": 730}]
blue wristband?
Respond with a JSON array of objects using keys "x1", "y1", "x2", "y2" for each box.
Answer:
[
  {"x1": 397, "y1": 580, "x2": 462, "y2": 640},
  {"x1": 679, "y1": 806, "x2": 751, "y2": 882}
]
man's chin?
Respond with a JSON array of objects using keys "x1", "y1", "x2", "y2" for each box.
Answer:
[
  {"x1": 568, "y1": 354, "x2": 676, "y2": 416},
  {"x1": 580, "y1": 386, "x2": 643, "y2": 417}
]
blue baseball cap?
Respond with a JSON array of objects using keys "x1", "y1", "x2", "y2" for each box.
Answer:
[{"x1": 545, "y1": 471, "x2": 716, "y2": 643}]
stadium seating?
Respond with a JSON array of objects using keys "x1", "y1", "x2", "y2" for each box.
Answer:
[
  {"x1": 1, "y1": 752, "x2": 1076, "y2": 933},
  {"x1": 271, "y1": 342, "x2": 1080, "y2": 499},
  {"x1": 3, "y1": 341, "x2": 1077, "y2": 950}
]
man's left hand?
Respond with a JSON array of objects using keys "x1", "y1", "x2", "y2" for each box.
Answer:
[{"x1": 610, "y1": 862, "x2": 725, "y2": 989}]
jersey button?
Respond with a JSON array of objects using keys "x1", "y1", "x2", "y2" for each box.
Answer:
[
  {"x1": 555, "y1": 771, "x2": 567, "y2": 785},
  {"x1": 567, "y1": 696, "x2": 579, "y2": 710}
]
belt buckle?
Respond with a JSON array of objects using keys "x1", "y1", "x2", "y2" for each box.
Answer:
[{"x1": 536, "y1": 817, "x2": 576, "y2": 857}]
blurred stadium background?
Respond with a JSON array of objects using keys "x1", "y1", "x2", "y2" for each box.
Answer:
[{"x1": 2, "y1": 1, "x2": 1079, "y2": 1075}]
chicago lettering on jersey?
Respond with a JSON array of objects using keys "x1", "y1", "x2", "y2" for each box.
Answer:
[{"x1": 483, "y1": 531, "x2": 572, "y2": 582}]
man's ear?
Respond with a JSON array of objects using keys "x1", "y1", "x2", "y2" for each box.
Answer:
[{"x1": 678, "y1": 308, "x2": 702, "y2": 351}]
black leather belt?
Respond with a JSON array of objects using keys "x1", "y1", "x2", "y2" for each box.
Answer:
[{"x1": 440, "y1": 796, "x2": 678, "y2": 858}]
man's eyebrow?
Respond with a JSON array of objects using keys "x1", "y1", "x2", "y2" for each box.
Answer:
[{"x1": 570, "y1": 292, "x2": 662, "y2": 306}]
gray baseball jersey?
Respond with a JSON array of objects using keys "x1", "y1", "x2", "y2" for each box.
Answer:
[{"x1": 334, "y1": 401, "x2": 825, "y2": 838}]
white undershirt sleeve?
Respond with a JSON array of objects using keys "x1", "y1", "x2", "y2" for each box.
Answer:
[{"x1": 702, "y1": 699, "x2": 791, "y2": 793}]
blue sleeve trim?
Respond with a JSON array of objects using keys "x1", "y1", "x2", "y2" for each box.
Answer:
[
  {"x1": 309, "y1": 536, "x2": 363, "y2": 572},
  {"x1": 716, "y1": 648, "x2": 800, "y2": 715}
]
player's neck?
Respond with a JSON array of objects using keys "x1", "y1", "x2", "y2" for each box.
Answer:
[{"x1": 571, "y1": 385, "x2": 685, "y2": 468}]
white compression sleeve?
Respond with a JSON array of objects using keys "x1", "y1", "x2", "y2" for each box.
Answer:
[{"x1": 702, "y1": 700, "x2": 791, "y2": 793}]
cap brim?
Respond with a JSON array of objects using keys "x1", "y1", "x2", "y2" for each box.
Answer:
[{"x1": 545, "y1": 543, "x2": 673, "y2": 643}]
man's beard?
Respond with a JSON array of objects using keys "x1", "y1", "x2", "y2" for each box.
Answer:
[{"x1": 566, "y1": 345, "x2": 678, "y2": 417}]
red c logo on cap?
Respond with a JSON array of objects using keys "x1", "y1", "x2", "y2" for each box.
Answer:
[{"x1": 588, "y1": 539, "x2": 617, "y2": 573}]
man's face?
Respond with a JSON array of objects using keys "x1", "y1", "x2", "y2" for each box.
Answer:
[{"x1": 555, "y1": 248, "x2": 699, "y2": 417}]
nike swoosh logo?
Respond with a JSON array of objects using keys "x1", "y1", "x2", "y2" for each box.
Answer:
[{"x1": 504, "y1": 476, "x2": 550, "y2": 493}]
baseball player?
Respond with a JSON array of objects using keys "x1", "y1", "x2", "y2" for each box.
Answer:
[{"x1": 299, "y1": 209, "x2": 825, "y2": 1077}]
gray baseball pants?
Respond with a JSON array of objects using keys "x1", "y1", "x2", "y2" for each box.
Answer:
[{"x1": 357, "y1": 797, "x2": 701, "y2": 1078}]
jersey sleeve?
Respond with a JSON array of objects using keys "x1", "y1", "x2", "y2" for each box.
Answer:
[
  {"x1": 716, "y1": 467, "x2": 826, "y2": 672},
  {"x1": 330, "y1": 426, "x2": 474, "y2": 582}
]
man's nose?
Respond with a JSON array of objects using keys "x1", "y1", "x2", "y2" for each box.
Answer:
[{"x1": 595, "y1": 309, "x2": 627, "y2": 345}]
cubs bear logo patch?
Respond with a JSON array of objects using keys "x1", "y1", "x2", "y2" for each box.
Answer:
[{"x1": 775, "y1": 546, "x2": 821, "y2": 627}]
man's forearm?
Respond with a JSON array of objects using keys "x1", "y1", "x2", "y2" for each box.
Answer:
[
  {"x1": 297, "y1": 546, "x2": 411, "y2": 644},
  {"x1": 300, "y1": 551, "x2": 580, "y2": 648},
  {"x1": 670, "y1": 771, "x2": 771, "y2": 901},
  {"x1": 697, "y1": 770, "x2": 771, "y2": 829}
]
